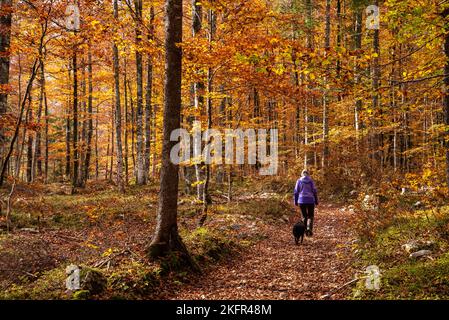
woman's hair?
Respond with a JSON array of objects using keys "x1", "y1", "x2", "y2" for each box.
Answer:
[{"x1": 301, "y1": 169, "x2": 309, "y2": 177}]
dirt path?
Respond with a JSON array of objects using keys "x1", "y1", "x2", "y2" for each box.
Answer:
[{"x1": 171, "y1": 204, "x2": 356, "y2": 300}]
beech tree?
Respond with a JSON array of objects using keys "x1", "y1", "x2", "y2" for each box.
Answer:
[{"x1": 148, "y1": 0, "x2": 192, "y2": 261}]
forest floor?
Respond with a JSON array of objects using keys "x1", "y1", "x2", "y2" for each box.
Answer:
[
  {"x1": 167, "y1": 204, "x2": 356, "y2": 300},
  {"x1": 0, "y1": 179, "x2": 357, "y2": 299}
]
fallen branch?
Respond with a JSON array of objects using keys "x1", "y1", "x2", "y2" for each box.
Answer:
[
  {"x1": 320, "y1": 276, "x2": 366, "y2": 299},
  {"x1": 92, "y1": 249, "x2": 130, "y2": 269},
  {"x1": 0, "y1": 268, "x2": 39, "y2": 279}
]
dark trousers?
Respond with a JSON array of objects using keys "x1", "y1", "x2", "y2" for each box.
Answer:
[{"x1": 299, "y1": 204, "x2": 315, "y2": 232}]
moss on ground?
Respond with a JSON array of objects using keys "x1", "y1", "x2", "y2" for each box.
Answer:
[{"x1": 353, "y1": 206, "x2": 449, "y2": 299}]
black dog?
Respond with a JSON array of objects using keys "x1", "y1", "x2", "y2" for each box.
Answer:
[{"x1": 292, "y1": 220, "x2": 306, "y2": 245}]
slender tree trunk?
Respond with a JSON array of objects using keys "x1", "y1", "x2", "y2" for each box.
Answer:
[
  {"x1": 192, "y1": 0, "x2": 204, "y2": 200},
  {"x1": 353, "y1": 6, "x2": 363, "y2": 151},
  {"x1": 0, "y1": 59, "x2": 40, "y2": 186},
  {"x1": 134, "y1": 0, "x2": 145, "y2": 185},
  {"x1": 83, "y1": 47, "x2": 93, "y2": 183},
  {"x1": 124, "y1": 58, "x2": 129, "y2": 184},
  {"x1": 303, "y1": 0, "x2": 313, "y2": 168},
  {"x1": 72, "y1": 51, "x2": 79, "y2": 189},
  {"x1": 113, "y1": 0, "x2": 125, "y2": 193},
  {"x1": 110, "y1": 104, "x2": 114, "y2": 181},
  {"x1": 44, "y1": 64, "x2": 49, "y2": 183},
  {"x1": 65, "y1": 67, "x2": 71, "y2": 179},
  {"x1": 0, "y1": 0, "x2": 12, "y2": 158},
  {"x1": 26, "y1": 89, "x2": 33, "y2": 183},
  {"x1": 144, "y1": 6, "x2": 155, "y2": 183},
  {"x1": 95, "y1": 104, "x2": 99, "y2": 179},
  {"x1": 322, "y1": 0, "x2": 331, "y2": 169},
  {"x1": 200, "y1": 6, "x2": 216, "y2": 224},
  {"x1": 33, "y1": 60, "x2": 45, "y2": 180},
  {"x1": 129, "y1": 79, "x2": 136, "y2": 171},
  {"x1": 372, "y1": 0, "x2": 381, "y2": 163},
  {"x1": 443, "y1": 8, "x2": 449, "y2": 187}
]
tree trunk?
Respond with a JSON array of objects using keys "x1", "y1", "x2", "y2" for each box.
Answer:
[
  {"x1": 192, "y1": 0, "x2": 204, "y2": 200},
  {"x1": 134, "y1": 0, "x2": 145, "y2": 185},
  {"x1": 124, "y1": 58, "x2": 129, "y2": 184},
  {"x1": 26, "y1": 89, "x2": 33, "y2": 183},
  {"x1": 148, "y1": 0, "x2": 194, "y2": 265},
  {"x1": 113, "y1": 0, "x2": 125, "y2": 193},
  {"x1": 443, "y1": 8, "x2": 449, "y2": 187},
  {"x1": 144, "y1": 6, "x2": 155, "y2": 183},
  {"x1": 372, "y1": 0, "x2": 381, "y2": 163},
  {"x1": 44, "y1": 64, "x2": 49, "y2": 182},
  {"x1": 353, "y1": 5, "x2": 363, "y2": 151},
  {"x1": 200, "y1": 6, "x2": 216, "y2": 224},
  {"x1": 0, "y1": 59, "x2": 40, "y2": 186},
  {"x1": 82, "y1": 47, "x2": 93, "y2": 183},
  {"x1": 0, "y1": 0, "x2": 12, "y2": 155},
  {"x1": 322, "y1": 0, "x2": 331, "y2": 169},
  {"x1": 65, "y1": 67, "x2": 71, "y2": 179},
  {"x1": 72, "y1": 51, "x2": 80, "y2": 189},
  {"x1": 33, "y1": 61, "x2": 45, "y2": 180}
]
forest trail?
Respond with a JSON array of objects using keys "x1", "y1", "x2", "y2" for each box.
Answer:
[{"x1": 171, "y1": 204, "x2": 356, "y2": 300}]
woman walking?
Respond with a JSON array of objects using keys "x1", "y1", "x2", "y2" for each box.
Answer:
[{"x1": 294, "y1": 169, "x2": 319, "y2": 236}]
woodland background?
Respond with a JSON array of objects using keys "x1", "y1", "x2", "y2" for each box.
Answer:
[{"x1": 0, "y1": 0, "x2": 449, "y2": 300}]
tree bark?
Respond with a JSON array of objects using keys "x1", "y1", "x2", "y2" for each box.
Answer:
[
  {"x1": 72, "y1": 51, "x2": 80, "y2": 189},
  {"x1": 82, "y1": 47, "x2": 93, "y2": 183},
  {"x1": 65, "y1": 67, "x2": 71, "y2": 179},
  {"x1": 26, "y1": 84, "x2": 33, "y2": 183},
  {"x1": 372, "y1": 0, "x2": 381, "y2": 163},
  {"x1": 353, "y1": 5, "x2": 363, "y2": 151},
  {"x1": 322, "y1": 0, "x2": 331, "y2": 169},
  {"x1": 148, "y1": 0, "x2": 194, "y2": 265},
  {"x1": 443, "y1": 8, "x2": 449, "y2": 187},
  {"x1": 144, "y1": 6, "x2": 155, "y2": 183},
  {"x1": 113, "y1": 0, "x2": 125, "y2": 193},
  {"x1": 192, "y1": 0, "x2": 205, "y2": 200},
  {"x1": 33, "y1": 60, "x2": 45, "y2": 180},
  {"x1": 0, "y1": 59, "x2": 40, "y2": 186},
  {"x1": 124, "y1": 58, "x2": 129, "y2": 184},
  {"x1": 134, "y1": 0, "x2": 145, "y2": 185},
  {"x1": 0, "y1": 0, "x2": 12, "y2": 154}
]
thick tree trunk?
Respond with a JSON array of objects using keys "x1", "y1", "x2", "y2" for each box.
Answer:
[{"x1": 148, "y1": 0, "x2": 194, "y2": 265}]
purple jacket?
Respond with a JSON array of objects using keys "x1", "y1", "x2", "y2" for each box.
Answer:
[{"x1": 294, "y1": 176, "x2": 318, "y2": 205}]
